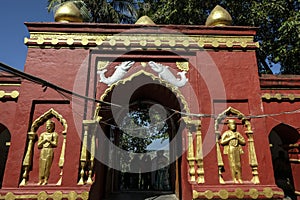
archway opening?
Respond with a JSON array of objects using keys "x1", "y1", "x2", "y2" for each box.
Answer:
[
  {"x1": 96, "y1": 74, "x2": 187, "y2": 199},
  {"x1": 112, "y1": 100, "x2": 174, "y2": 191},
  {"x1": 0, "y1": 123, "x2": 11, "y2": 188},
  {"x1": 269, "y1": 123, "x2": 300, "y2": 200}
]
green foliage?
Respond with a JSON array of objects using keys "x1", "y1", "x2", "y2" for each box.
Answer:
[
  {"x1": 47, "y1": 0, "x2": 138, "y2": 23},
  {"x1": 119, "y1": 104, "x2": 169, "y2": 153},
  {"x1": 48, "y1": 0, "x2": 299, "y2": 74},
  {"x1": 249, "y1": 1, "x2": 300, "y2": 74},
  {"x1": 142, "y1": 0, "x2": 300, "y2": 74}
]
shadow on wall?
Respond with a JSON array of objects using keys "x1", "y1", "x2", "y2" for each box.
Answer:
[
  {"x1": 269, "y1": 123, "x2": 299, "y2": 200},
  {"x1": 0, "y1": 123, "x2": 11, "y2": 188}
]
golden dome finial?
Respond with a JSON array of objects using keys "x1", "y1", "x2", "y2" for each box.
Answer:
[
  {"x1": 205, "y1": 5, "x2": 232, "y2": 26},
  {"x1": 135, "y1": 16, "x2": 155, "y2": 25},
  {"x1": 54, "y1": 1, "x2": 83, "y2": 23}
]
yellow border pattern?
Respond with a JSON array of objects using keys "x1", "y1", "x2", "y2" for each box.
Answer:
[
  {"x1": 262, "y1": 93, "x2": 300, "y2": 101},
  {"x1": 25, "y1": 32, "x2": 259, "y2": 49},
  {"x1": 193, "y1": 187, "x2": 284, "y2": 199},
  {"x1": 0, "y1": 90, "x2": 19, "y2": 99},
  {"x1": 0, "y1": 191, "x2": 89, "y2": 200}
]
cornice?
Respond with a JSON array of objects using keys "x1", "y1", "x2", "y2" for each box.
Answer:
[
  {"x1": 24, "y1": 22, "x2": 259, "y2": 50},
  {"x1": 24, "y1": 22, "x2": 258, "y2": 36},
  {"x1": 260, "y1": 74, "x2": 300, "y2": 89}
]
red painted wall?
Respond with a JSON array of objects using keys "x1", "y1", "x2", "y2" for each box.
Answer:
[
  {"x1": 1, "y1": 47, "x2": 91, "y2": 193},
  {"x1": 1, "y1": 22, "x2": 299, "y2": 199}
]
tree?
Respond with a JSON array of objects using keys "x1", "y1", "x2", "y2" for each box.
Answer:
[
  {"x1": 47, "y1": 0, "x2": 139, "y2": 23},
  {"x1": 48, "y1": 0, "x2": 299, "y2": 74},
  {"x1": 142, "y1": 0, "x2": 300, "y2": 74},
  {"x1": 118, "y1": 103, "x2": 169, "y2": 153},
  {"x1": 250, "y1": 1, "x2": 300, "y2": 74}
]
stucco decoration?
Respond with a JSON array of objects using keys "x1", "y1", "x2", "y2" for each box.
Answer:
[
  {"x1": 215, "y1": 107, "x2": 260, "y2": 184},
  {"x1": 97, "y1": 70, "x2": 190, "y2": 115},
  {"x1": 97, "y1": 61, "x2": 135, "y2": 86},
  {"x1": 20, "y1": 108, "x2": 67, "y2": 186},
  {"x1": 78, "y1": 120, "x2": 98, "y2": 185},
  {"x1": 148, "y1": 61, "x2": 188, "y2": 87},
  {"x1": 182, "y1": 117, "x2": 204, "y2": 184}
]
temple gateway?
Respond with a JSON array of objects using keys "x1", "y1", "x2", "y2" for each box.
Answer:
[{"x1": 0, "y1": 4, "x2": 299, "y2": 200}]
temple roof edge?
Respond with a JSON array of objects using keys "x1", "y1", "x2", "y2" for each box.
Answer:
[{"x1": 24, "y1": 22, "x2": 258, "y2": 36}]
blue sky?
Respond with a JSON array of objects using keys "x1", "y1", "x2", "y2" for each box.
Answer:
[
  {"x1": 0, "y1": 1, "x2": 54, "y2": 71},
  {"x1": 0, "y1": 1, "x2": 281, "y2": 73}
]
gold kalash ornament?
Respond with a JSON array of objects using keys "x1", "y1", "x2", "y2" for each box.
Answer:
[
  {"x1": 54, "y1": 1, "x2": 83, "y2": 22},
  {"x1": 135, "y1": 15, "x2": 156, "y2": 25},
  {"x1": 205, "y1": 5, "x2": 232, "y2": 26}
]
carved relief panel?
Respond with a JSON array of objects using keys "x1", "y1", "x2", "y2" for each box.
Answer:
[
  {"x1": 215, "y1": 107, "x2": 259, "y2": 184},
  {"x1": 96, "y1": 59, "x2": 190, "y2": 88},
  {"x1": 20, "y1": 108, "x2": 67, "y2": 186}
]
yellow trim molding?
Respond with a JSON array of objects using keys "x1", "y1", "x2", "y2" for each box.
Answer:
[
  {"x1": 0, "y1": 191, "x2": 89, "y2": 200},
  {"x1": 0, "y1": 90, "x2": 19, "y2": 99},
  {"x1": 193, "y1": 187, "x2": 283, "y2": 199},
  {"x1": 290, "y1": 159, "x2": 300, "y2": 163},
  {"x1": 0, "y1": 83, "x2": 21, "y2": 86},
  {"x1": 25, "y1": 32, "x2": 259, "y2": 50},
  {"x1": 262, "y1": 93, "x2": 300, "y2": 101}
]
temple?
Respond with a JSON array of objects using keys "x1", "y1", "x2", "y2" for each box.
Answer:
[{"x1": 0, "y1": 4, "x2": 299, "y2": 200}]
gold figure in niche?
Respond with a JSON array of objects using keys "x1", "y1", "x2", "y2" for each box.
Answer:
[
  {"x1": 37, "y1": 119, "x2": 58, "y2": 185},
  {"x1": 220, "y1": 119, "x2": 246, "y2": 183}
]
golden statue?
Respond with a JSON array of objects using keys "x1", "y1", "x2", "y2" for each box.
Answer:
[
  {"x1": 37, "y1": 119, "x2": 58, "y2": 185},
  {"x1": 220, "y1": 119, "x2": 246, "y2": 183}
]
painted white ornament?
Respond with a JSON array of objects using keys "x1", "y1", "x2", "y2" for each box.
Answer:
[
  {"x1": 148, "y1": 61, "x2": 188, "y2": 87},
  {"x1": 97, "y1": 61, "x2": 135, "y2": 86}
]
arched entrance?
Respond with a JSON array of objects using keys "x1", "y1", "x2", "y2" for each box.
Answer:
[
  {"x1": 0, "y1": 123, "x2": 11, "y2": 188},
  {"x1": 269, "y1": 123, "x2": 300, "y2": 200},
  {"x1": 95, "y1": 72, "x2": 189, "y2": 200}
]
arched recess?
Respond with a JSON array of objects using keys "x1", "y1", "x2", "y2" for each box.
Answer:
[
  {"x1": 96, "y1": 70, "x2": 190, "y2": 118},
  {"x1": 90, "y1": 70, "x2": 191, "y2": 199},
  {"x1": 269, "y1": 123, "x2": 300, "y2": 200},
  {"x1": 20, "y1": 108, "x2": 68, "y2": 186},
  {"x1": 215, "y1": 107, "x2": 259, "y2": 184},
  {"x1": 0, "y1": 123, "x2": 11, "y2": 188}
]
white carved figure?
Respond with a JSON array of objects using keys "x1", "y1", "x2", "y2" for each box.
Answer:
[
  {"x1": 148, "y1": 61, "x2": 188, "y2": 87},
  {"x1": 97, "y1": 61, "x2": 135, "y2": 86}
]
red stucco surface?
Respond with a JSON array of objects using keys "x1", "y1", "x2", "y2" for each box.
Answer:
[{"x1": 0, "y1": 23, "x2": 298, "y2": 199}]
